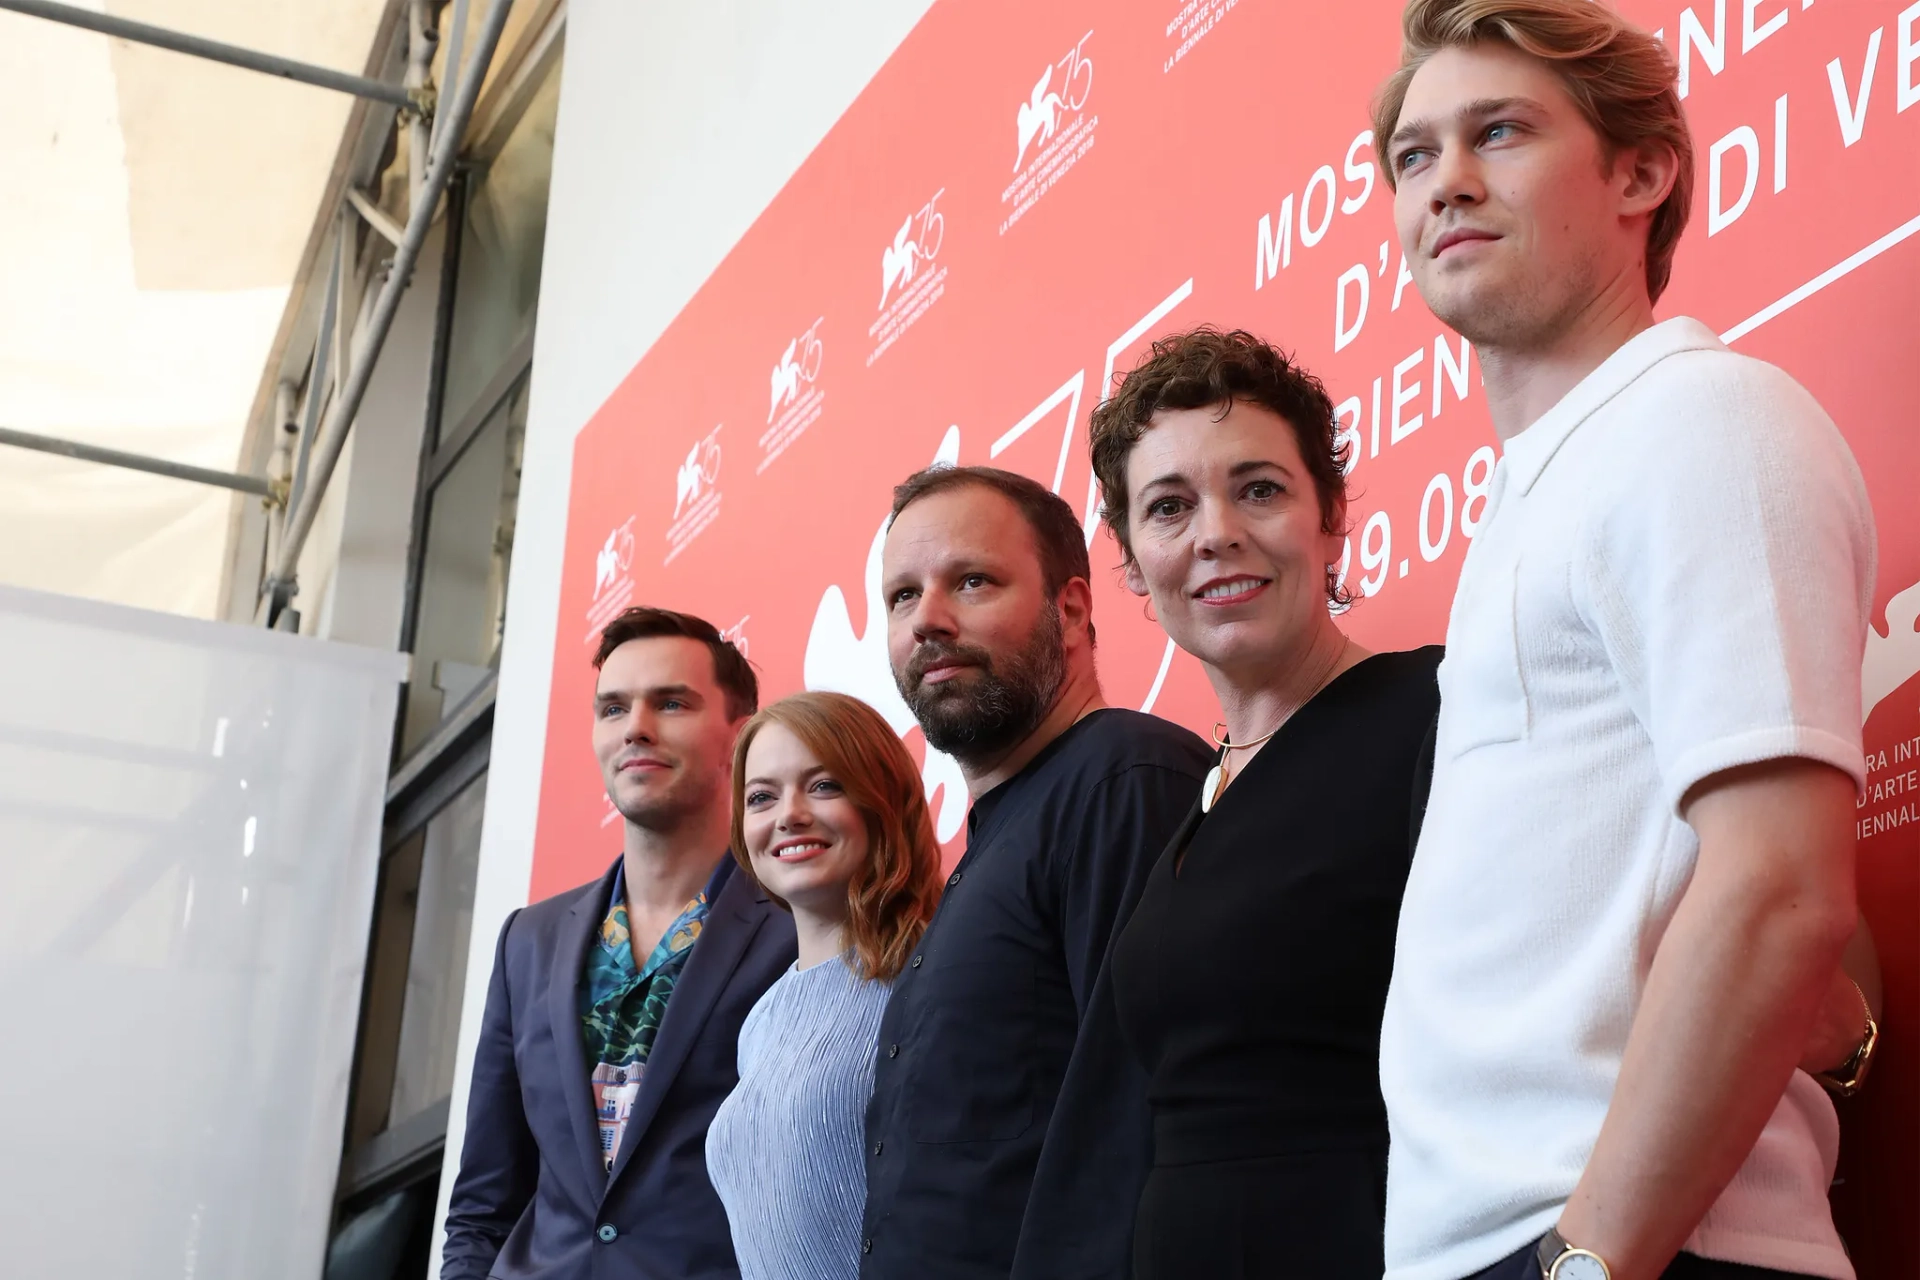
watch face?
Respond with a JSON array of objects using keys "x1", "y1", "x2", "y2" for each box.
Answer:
[{"x1": 1555, "y1": 1253, "x2": 1609, "y2": 1280}]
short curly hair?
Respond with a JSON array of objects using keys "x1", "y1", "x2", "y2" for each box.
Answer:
[{"x1": 1088, "y1": 327, "x2": 1351, "y2": 605}]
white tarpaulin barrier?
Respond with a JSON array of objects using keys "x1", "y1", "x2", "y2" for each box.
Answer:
[{"x1": 0, "y1": 583, "x2": 404, "y2": 1279}]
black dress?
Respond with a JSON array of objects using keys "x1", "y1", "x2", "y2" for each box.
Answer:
[{"x1": 1111, "y1": 647, "x2": 1442, "y2": 1280}]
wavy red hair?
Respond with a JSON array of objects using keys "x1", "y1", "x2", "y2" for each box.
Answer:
[{"x1": 729, "y1": 691, "x2": 943, "y2": 981}]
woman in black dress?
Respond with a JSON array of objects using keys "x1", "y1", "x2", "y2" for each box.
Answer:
[{"x1": 1087, "y1": 328, "x2": 1439, "y2": 1279}]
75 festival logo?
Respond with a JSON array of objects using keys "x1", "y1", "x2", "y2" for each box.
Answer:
[
  {"x1": 880, "y1": 189, "x2": 945, "y2": 311},
  {"x1": 768, "y1": 318, "x2": 824, "y2": 422},
  {"x1": 1014, "y1": 31, "x2": 1093, "y2": 171},
  {"x1": 674, "y1": 428, "x2": 722, "y2": 518},
  {"x1": 593, "y1": 517, "x2": 635, "y2": 599}
]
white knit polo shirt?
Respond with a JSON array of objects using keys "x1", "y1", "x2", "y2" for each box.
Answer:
[{"x1": 1381, "y1": 318, "x2": 1875, "y2": 1280}]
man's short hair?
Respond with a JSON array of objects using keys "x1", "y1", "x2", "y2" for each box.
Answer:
[
  {"x1": 888, "y1": 465, "x2": 1095, "y2": 645},
  {"x1": 591, "y1": 606, "x2": 758, "y2": 720},
  {"x1": 1372, "y1": 0, "x2": 1695, "y2": 302}
]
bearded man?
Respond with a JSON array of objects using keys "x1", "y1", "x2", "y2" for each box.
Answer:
[{"x1": 856, "y1": 466, "x2": 1212, "y2": 1280}]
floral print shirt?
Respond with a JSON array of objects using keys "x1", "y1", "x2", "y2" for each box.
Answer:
[{"x1": 579, "y1": 863, "x2": 711, "y2": 1172}]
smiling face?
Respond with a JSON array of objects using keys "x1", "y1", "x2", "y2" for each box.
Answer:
[
  {"x1": 882, "y1": 484, "x2": 1069, "y2": 762},
  {"x1": 1386, "y1": 42, "x2": 1660, "y2": 350},
  {"x1": 1122, "y1": 401, "x2": 1345, "y2": 681},
  {"x1": 593, "y1": 636, "x2": 743, "y2": 833},
  {"x1": 739, "y1": 722, "x2": 868, "y2": 922}
]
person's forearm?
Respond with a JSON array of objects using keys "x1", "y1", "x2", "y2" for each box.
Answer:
[
  {"x1": 1557, "y1": 863, "x2": 1853, "y2": 1279},
  {"x1": 1796, "y1": 919, "x2": 1881, "y2": 1074}
]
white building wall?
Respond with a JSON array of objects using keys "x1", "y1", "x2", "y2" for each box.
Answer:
[{"x1": 433, "y1": 0, "x2": 937, "y2": 1261}]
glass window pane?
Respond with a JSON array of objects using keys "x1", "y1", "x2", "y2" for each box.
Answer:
[
  {"x1": 387, "y1": 770, "x2": 487, "y2": 1128},
  {"x1": 403, "y1": 377, "x2": 526, "y2": 754},
  {"x1": 439, "y1": 60, "x2": 561, "y2": 438},
  {"x1": 347, "y1": 831, "x2": 425, "y2": 1151}
]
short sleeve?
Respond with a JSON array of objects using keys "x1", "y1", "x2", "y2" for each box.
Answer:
[
  {"x1": 1013, "y1": 744, "x2": 1204, "y2": 1280},
  {"x1": 1577, "y1": 353, "x2": 1876, "y2": 811}
]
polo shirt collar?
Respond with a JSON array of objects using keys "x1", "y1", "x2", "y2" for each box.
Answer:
[{"x1": 1502, "y1": 316, "x2": 1724, "y2": 496}]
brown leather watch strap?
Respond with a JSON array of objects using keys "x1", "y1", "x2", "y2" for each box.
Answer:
[{"x1": 1536, "y1": 1228, "x2": 1569, "y2": 1279}]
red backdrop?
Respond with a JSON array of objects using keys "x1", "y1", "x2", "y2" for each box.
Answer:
[{"x1": 536, "y1": 0, "x2": 1919, "y2": 1268}]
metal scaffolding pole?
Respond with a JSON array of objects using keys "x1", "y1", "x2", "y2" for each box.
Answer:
[
  {"x1": 346, "y1": 185, "x2": 406, "y2": 249},
  {"x1": 262, "y1": 382, "x2": 299, "y2": 576},
  {"x1": 431, "y1": 0, "x2": 471, "y2": 156},
  {"x1": 260, "y1": 0, "x2": 516, "y2": 627},
  {"x1": 405, "y1": 0, "x2": 438, "y2": 218},
  {"x1": 0, "y1": 0, "x2": 418, "y2": 109},
  {"x1": 0, "y1": 425, "x2": 272, "y2": 497},
  {"x1": 286, "y1": 229, "x2": 344, "y2": 526}
]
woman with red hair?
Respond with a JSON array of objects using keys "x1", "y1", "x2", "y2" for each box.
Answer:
[{"x1": 704, "y1": 691, "x2": 944, "y2": 1280}]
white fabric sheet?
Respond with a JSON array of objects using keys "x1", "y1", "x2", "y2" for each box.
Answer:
[{"x1": 0, "y1": 583, "x2": 404, "y2": 1280}]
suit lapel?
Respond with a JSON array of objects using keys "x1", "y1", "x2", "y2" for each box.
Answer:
[
  {"x1": 549, "y1": 862, "x2": 618, "y2": 1193},
  {"x1": 603, "y1": 862, "x2": 771, "y2": 1190}
]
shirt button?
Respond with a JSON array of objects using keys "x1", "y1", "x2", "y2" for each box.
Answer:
[
  {"x1": 862, "y1": 1238, "x2": 873, "y2": 1254},
  {"x1": 948, "y1": 871, "x2": 963, "y2": 886},
  {"x1": 887, "y1": 1043, "x2": 899, "y2": 1058},
  {"x1": 910, "y1": 955, "x2": 923, "y2": 968},
  {"x1": 596, "y1": 1224, "x2": 617, "y2": 1243},
  {"x1": 872, "y1": 1140, "x2": 884, "y2": 1156}
]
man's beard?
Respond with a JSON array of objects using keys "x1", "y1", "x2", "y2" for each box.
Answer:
[{"x1": 895, "y1": 606, "x2": 1066, "y2": 765}]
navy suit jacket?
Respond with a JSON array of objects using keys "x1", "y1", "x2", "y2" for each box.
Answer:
[{"x1": 442, "y1": 855, "x2": 797, "y2": 1280}]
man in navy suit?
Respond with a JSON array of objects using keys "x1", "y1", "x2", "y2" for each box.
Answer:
[{"x1": 443, "y1": 607, "x2": 797, "y2": 1280}]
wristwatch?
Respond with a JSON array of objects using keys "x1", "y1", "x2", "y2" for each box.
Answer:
[
  {"x1": 1813, "y1": 981, "x2": 1879, "y2": 1098},
  {"x1": 1536, "y1": 1227, "x2": 1611, "y2": 1280}
]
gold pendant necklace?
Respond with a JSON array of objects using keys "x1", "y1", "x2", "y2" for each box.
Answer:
[
  {"x1": 1200, "y1": 643, "x2": 1351, "y2": 814},
  {"x1": 1200, "y1": 727, "x2": 1278, "y2": 814}
]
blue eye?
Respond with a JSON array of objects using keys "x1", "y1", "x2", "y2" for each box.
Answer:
[{"x1": 744, "y1": 789, "x2": 774, "y2": 807}]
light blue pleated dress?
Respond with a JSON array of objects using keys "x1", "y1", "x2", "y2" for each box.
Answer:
[{"x1": 705, "y1": 953, "x2": 891, "y2": 1280}]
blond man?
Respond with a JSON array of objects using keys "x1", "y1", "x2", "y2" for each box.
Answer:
[{"x1": 1372, "y1": 3, "x2": 1881, "y2": 1279}]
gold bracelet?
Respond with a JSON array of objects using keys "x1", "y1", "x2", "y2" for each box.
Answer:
[{"x1": 1813, "y1": 980, "x2": 1878, "y2": 1098}]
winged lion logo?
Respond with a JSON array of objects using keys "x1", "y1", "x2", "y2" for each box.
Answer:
[
  {"x1": 673, "y1": 434, "x2": 721, "y2": 519},
  {"x1": 880, "y1": 216, "x2": 922, "y2": 310},
  {"x1": 1015, "y1": 65, "x2": 1066, "y2": 172}
]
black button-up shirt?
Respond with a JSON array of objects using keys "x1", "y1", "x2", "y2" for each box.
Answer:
[{"x1": 859, "y1": 709, "x2": 1211, "y2": 1279}]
